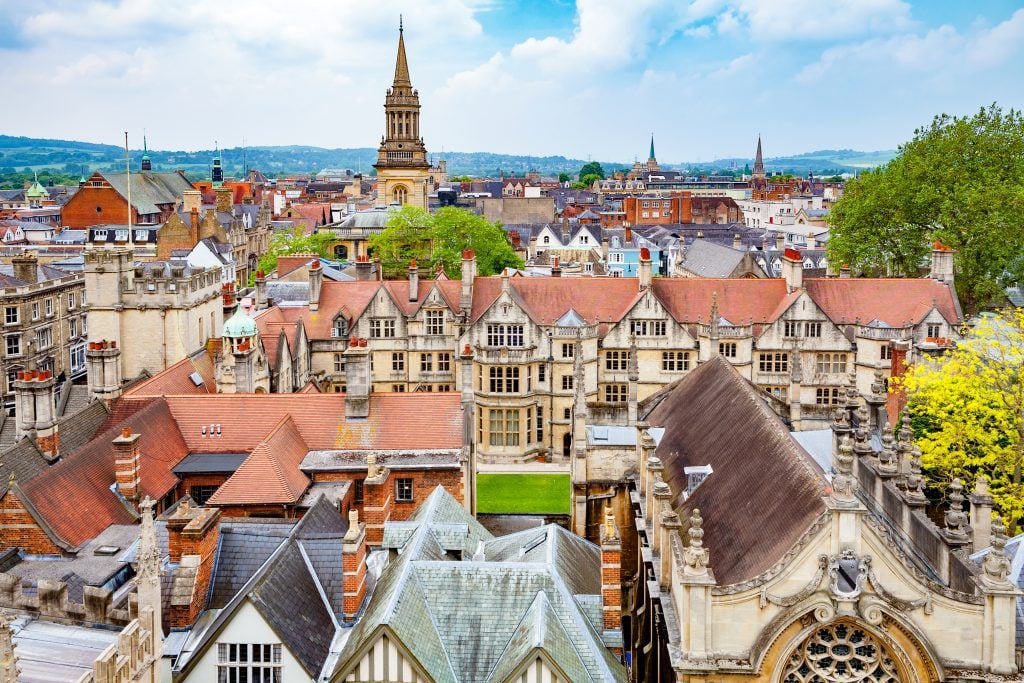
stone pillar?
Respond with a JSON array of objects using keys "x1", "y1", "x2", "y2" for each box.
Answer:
[
  {"x1": 659, "y1": 509, "x2": 681, "y2": 590},
  {"x1": 979, "y1": 515, "x2": 1018, "y2": 675},
  {"x1": 650, "y1": 480, "x2": 671, "y2": 556},
  {"x1": 637, "y1": 425, "x2": 655, "y2": 497},
  {"x1": 599, "y1": 506, "x2": 622, "y2": 633},
  {"x1": 645, "y1": 457, "x2": 663, "y2": 520},
  {"x1": 627, "y1": 337, "x2": 639, "y2": 425},
  {"x1": 136, "y1": 497, "x2": 163, "y2": 646},
  {"x1": 342, "y1": 509, "x2": 368, "y2": 621},
  {"x1": 969, "y1": 475, "x2": 995, "y2": 554},
  {"x1": 672, "y1": 509, "x2": 716, "y2": 661},
  {"x1": 112, "y1": 427, "x2": 141, "y2": 506},
  {"x1": 254, "y1": 271, "x2": 268, "y2": 310}
]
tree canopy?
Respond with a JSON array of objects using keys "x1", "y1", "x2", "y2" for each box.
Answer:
[
  {"x1": 369, "y1": 205, "x2": 523, "y2": 279},
  {"x1": 578, "y1": 161, "x2": 605, "y2": 180},
  {"x1": 256, "y1": 226, "x2": 333, "y2": 281},
  {"x1": 827, "y1": 104, "x2": 1024, "y2": 311},
  {"x1": 899, "y1": 308, "x2": 1024, "y2": 531}
]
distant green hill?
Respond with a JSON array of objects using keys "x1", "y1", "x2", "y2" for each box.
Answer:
[{"x1": 0, "y1": 134, "x2": 895, "y2": 184}]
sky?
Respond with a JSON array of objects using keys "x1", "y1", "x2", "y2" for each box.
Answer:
[{"x1": 1, "y1": 0, "x2": 1022, "y2": 163}]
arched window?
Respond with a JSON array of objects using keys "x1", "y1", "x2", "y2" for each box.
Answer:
[
  {"x1": 334, "y1": 244, "x2": 349, "y2": 260},
  {"x1": 781, "y1": 622, "x2": 900, "y2": 682},
  {"x1": 393, "y1": 185, "x2": 408, "y2": 205},
  {"x1": 542, "y1": 235, "x2": 550, "y2": 244}
]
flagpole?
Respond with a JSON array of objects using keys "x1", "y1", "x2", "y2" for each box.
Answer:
[{"x1": 125, "y1": 131, "x2": 133, "y2": 248}]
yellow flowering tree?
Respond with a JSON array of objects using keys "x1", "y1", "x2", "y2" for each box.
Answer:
[{"x1": 901, "y1": 308, "x2": 1024, "y2": 532}]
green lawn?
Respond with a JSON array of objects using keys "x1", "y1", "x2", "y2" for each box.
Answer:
[{"x1": 476, "y1": 473, "x2": 571, "y2": 515}]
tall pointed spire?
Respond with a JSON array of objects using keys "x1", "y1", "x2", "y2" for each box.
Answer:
[
  {"x1": 393, "y1": 16, "x2": 411, "y2": 88},
  {"x1": 753, "y1": 135, "x2": 765, "y2": 178},
  {"x1": 141, "y1": 132, "x2": 151, "y2": 172},
  {"x1": 649, "y1": 134, "x2": 656, "y2": 161},
  {"x1": 211, "y1": 141, "x2": 223, "y2": 187}
]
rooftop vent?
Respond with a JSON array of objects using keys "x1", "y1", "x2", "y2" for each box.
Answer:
[
  {"x1": 94, "y1": 546, "x2": 120, "y2": 556},
  {"x1": 189, "y1": 372, "x2": 203, "y2": 387}
]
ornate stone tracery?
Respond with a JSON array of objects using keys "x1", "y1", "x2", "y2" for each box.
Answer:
[{"x1": 781, "y1": 622, "x2": 900, "y2": 683}]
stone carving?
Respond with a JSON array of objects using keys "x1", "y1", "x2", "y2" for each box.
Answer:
[
  {"x1": 853, "y1": 404, "x2": 872, "y2": 458},
  {"x1": 943, "y1": 478, "x2": 969, "y2": 542},
  {"x1": 877, "y1": 422, "x2": 897, "y2": 476},
  {"x1": 904, "y1": 446, "x2": 927, "y2": 505},
  {"x1": 895, "y1": 412, "x2": 913, "y2": 489},
  {"x1": 781, "y1": 622, "x2": 900, "y2": 683},
  {"x1": 830, "y1": 437, "x2": 858, "y2": 505},
  {"x1": 683, "y1": 508, "x2": 710, "y2": 576},
  {"x1": 981, "y1": 514, "x2": 1013, "y2": 587},
  {"x1": 870, "y1": 369, "x2": 886, "y2": 402},
  {"x1": 759, "y1": 555, "x2": 828, "y2": 609},
  {"x1": 366, "y1": 453, "x2": 380, "y2": 478},
  {"x1": 602, "y1": 505, "x2": 620, "y2": 544},
  {"x1": 828, "y1": 548, "x2": 867, "y2": 598}
]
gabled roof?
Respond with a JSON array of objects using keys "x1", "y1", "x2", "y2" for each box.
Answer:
[
  {"x1": 652, "y1": 278, "x2": 792, "y2": 325},
  {"x1": 305, "y1": 281, "x2": 381, "y2": 337},
  {"x1": 643, "y1": 356, "x2": 827, "y2": 585},
  {"x1": 333, "y1": 487, "x2": 624, "y2": 682},
  {"x1": 207, "y1": 416, "x2": 310, "y2": 506},
  {"x1": 804, "y1": 277, "x2": 960, "y2": 326},
  {"x1": 677, "y1": 239, "x2": 765, "y2": 278},
  {"x1": 124, "y1": 349, "x2": 216, "y2": 397},
  {"x1": 99, "y1": 171, "x2": 193, "y2": 215},
  {"x1": 19, "y1": 399, "x2": 189, "y2": 549}
]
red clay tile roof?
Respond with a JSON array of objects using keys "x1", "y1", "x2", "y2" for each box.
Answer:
[
  {"x1": 304, "y1": 281, "x2": 381, "y2": 338},
  {"x1": 255, "y1": 307, "x2": 306, "y2": 367},
  {"x1": 157, "y1": 393, "x2": 464, "y2": 452},
  {"x1": 804, "y1": 278, "x2": 960, "y2": 326},
  {"x1": 20, "y1": 399, "x2": 189, "y2": 549},
  {"x1": 123, "y1": 351, "x2": 216, "y2": 397},
  {"x1": 509, "y1": 277, "x2": 644, "y2": 326},
  {"x1": 207, "y1": 416, "x2": 310, "y2": 506},
  {"x1": 653, "y1": 279, "x2": 792, "y2": 324}
]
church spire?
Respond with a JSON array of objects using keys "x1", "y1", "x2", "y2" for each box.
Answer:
[
  {"x1": 393, "y1": 16, "x2": 411, "y2": 88},
  {"x1": 753, "y1": 135, "x2": 765, "y2": 178},
  {"x1": 649, "y1": 134, "x2": 656, "y2": 161},
  {"x1": 212, "y1": 141, "x2": 223, "y2": 187},
  {"x1": 141, "y1": 132, "x2": 151, "y2": 172}
]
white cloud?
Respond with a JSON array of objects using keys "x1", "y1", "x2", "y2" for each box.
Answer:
[
  {"x1": 684, "y1": 24, "x2": 712, "y2": 39},
  {"x1": 682, "y1": 0, "x2": 912, "y2": 41}
]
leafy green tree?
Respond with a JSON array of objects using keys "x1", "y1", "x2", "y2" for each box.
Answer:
[
  {"x1": 828, "y1": 104, "x2": 1024, "y2": 311},
  {"x1": 578, "y1": 161, "x2": 605, "y2": 180},
  {"x1": 899, "y1": 308, "x2": 1024, "y2": 532},
  {"x1": 558, "y1": 172, "x2": 571, "y2": 183},
  {"x1": 370, "y1": 206, "x2": 523, "y2": 279},
  {"x1": 450, "y1": 175, "x2": 473, "y2": 183},
  {"x1": 256, "y1": 226, "x2": 334, "y2": 279},
  {"x1": 580, "y1": 173, "x2": 602, "y2": 187}
]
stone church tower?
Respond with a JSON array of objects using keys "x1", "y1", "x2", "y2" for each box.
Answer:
[{"x1": 374, "y1": 20, "x2": 431, "y2": 210}]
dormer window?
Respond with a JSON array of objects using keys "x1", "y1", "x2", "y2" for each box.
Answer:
[{"x1": 332, "y1": 317, "x2": 349, "y2": 338}]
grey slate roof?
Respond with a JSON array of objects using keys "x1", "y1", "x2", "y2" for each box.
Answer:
[
  {"x1": 171, "y1": 453, "x2": 248, "y2": 475},
  {"x1": 101, "y1": 171, "x2": 193, "y2": 215},
  {"x1": 207, "y1": 520, "x2": 294, "y2": 609},
  {"x1": 332, "y1": 486, "x2": 625, "y2": 682},
  {"x1": 677, "y1": 238, "x2": 761, "y2": 278}
]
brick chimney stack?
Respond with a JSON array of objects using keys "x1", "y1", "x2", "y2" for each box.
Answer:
[
  {"x1": 408, "y1": 259, "x2": 419, "y2": 302},
  {"x1": 254, "y1": 271, "x2": 268, "y2": 309},
  {"x1": 781, "y1": 248, "x2": 803, "y2": 293},
  {"x1": 600, "y1": 505, "x2": 622, "y2": 633},
  {"x1": 112, "y1": 427, "x2": 141, "y2": 505},
  {"x1": 215, "y1": 186, "x2": 233, "y2": 214},
  {"x1": 166, "y1": 501, "x2": 221, "y2": 628},
  {"x1": 182, "y1": 189, "x2": 202, "y2": 215},
  {"x1": 460, "y1": 249, "x2": 476, "y2": 314},
  {"x1": 638, "y1": 247, "x2": 652, "y2": 290},
  {"x1": 342, "y1": 509, "x2": 368, "y2": 621},
  {"x1": 86, "y1": 340, "x2": 123, "y2": 404},
  {"x1": 13, "y1": 370, "x2": 59, "y2": 461}
]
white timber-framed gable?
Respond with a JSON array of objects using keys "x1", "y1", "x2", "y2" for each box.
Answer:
[{"x1": 336, "y1": 625, "x2": 434, "y2": 683}]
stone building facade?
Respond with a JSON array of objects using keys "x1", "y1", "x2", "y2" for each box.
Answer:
[{"x1": 1, "y1": 252, "x2": 87, "y2": 412}]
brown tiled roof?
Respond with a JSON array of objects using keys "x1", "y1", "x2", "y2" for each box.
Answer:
[
  {"x1": 643, "y1": 356, "x2": 827, "y2": 586},
  {"x1": 509, "y1": 277, "x2": 644, "y2": 326},
  {"x1": 304, "y1": 281, "x2": 380, "y2": 338},
  {"x1": 158, "y1": 393, "x2": 464, "y2": 453},
  {"x1": 208, "y1": 416, "x2": 310, "y2": 506},
  {"x1": 123, "y1": 351, "x2": 216, "y2": 397},
  {"x1": 804, "y1": 278, "x2": 960, "y2": 326},
  {"x1": 20, "y1": 399, "x2": 189, "y2": 549},
  {"x1": 255, "y1": 307, "x2": 306, "y2": 367},
  {"x1": 652, "y1": 279, "x2": 792, "y2": 324}
]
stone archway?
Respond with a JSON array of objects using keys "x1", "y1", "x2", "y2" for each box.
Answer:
[{"x1": 779, "y1": 621, "x2": 901, "y2": 682}]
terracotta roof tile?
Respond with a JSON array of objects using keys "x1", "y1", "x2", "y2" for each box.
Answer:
[
  {"x1": 304, "y1": 281, "x2": 381, "y2": 338},
  {"x1": 20, "y1": 399, "x2": 189, "y2": 549},
  {"x1": 207, "y1": 416, "x2": 310, "y2": 506},
  {"x1": 123, "y1": 351, "x2": 216, "y2": 397},
  {"x1": 508, "y1": 277, "x2": 644, "y2": 326},
  {"x1": 804, "y1": 278, "x2": 960, "y2": 326},
  {"x1": 652, "y1": 279, "x2": 792, "y2": 324},
  {"x1": 158, "y1": 393, "x2": 464, "y2": 452}
]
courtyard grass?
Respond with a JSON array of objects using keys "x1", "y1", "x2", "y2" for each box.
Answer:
[{"x1": 476, "y1": 473, "x2": 571, "y2": 515}]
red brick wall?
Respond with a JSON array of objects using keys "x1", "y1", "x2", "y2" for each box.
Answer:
[
  {"x1": 0, "y1": 491, "x2": 62, "y2": 554},
  {"x1": 342, "y1": 537, "x2": 367, "y2": 619},
  {"x1": 61, "y1": 186, "x2": 135, "y2": 228},
  {"x1": 601, "y1": 545, "x2": 622, "y2": 630}
]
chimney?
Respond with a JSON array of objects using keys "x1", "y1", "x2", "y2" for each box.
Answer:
[
  {"x1": 839, "y1": 264, "x2": 851, "y2": 278},
  {"x1": 969, "y1": 475, "x2": 994, "y2": 553},
  {"x1": 342, "y1": 509, "x2": 368, "y2": 621},
  {"x1": 344, "y1": 338, "x2": 370, "y2": 419},
  {"x1": 781, "y1": 248, "x2": 803, "y2": 293},
  {"x1": 929, "y1": 240, "x2": 955, "y2": 286},
  {"x1": 408, "y1": 259, "x2": 419, "y2": 302},
  {"x1": 11, "y1": 252, "x2": 37, "y2": 284},
  {"x1": 182, "y1": 189, "x2": 202, "y2": 214},
  {"x1": 113, "y1": 427, "x2": 141, "y2": 505},
  {"x1": 13, "y1": 370, "x2": 59, "y2": 461},
  {"x1": 255, "y1": 271, "x2": 268, "y2": 309},
  {"x1": 189, "y1": 207, "x2": 199, "y2": 244},
  {"x1": 775, "y1": 232, "x2": 785, "y2": 251},
  {"x1": 166, "y1": 502, "x2": 221, "y2": 628},
  {"x1": 215, "y1": 186, "x2": 233, "y2": 214},
  {"x1": 601, "y1": 236, "x2": 609, "y2": 262},
  {"x1": 551, "y1": 256, "x2": 561, "y2": 278},
  {"x1": 885, "y1": 340, "x2": 911, "y2": 425},
  {"x1": 355, "y1": 255, "x2": 372, "y2": 281},
  {"x1": 560, "y1": 218, "x2": 570, "y2": 244},
  {"x1": 361, "y1": 454, "x2": 392, "y2": 544},
  {"x1": 86, "y1": 340, "x2": 123, "y2": 403},
  {"x1": 375, "y1": 255, "x2": 382, "y2": 282},
  {"x1": 460, "y1": 249, "x2": 476, "y2": 314},
  {"x1": 221, "y1": 282, "x2": 235, "y2": 309},
  {"x1": 528, "y1": 235, "x2": 538, "y2": 259},
  {"x1": 732, "y1": 234, "x2": 742, "y2": 250},
  {"x1": 624, "y1": 224, "x2": 632, "y2": 243},
  {"x1": 638, "y1": 247, "x2": 652, "y2": 290},
  {"x1": 308, "y1": 259, "x2": 323, "y2": 312},
  {"x1": 600, "y1": 505, "x2": 622, "y2": 632}
]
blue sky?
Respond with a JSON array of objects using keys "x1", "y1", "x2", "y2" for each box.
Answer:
[{"x1": 0, "y1": 0, "x2": 1022, "y2": 163}]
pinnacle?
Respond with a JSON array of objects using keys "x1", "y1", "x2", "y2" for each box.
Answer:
[{"x1": 393, "y1": 24, "x2": 411, "y2": 88}]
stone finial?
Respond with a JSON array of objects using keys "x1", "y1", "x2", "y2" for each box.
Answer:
[
  {"x1": 137, "y1": 497, "x2": 161, "y2": 580},
  {"x1": 981, "y1": 515, "x2": 1013, "y2": 586},
  {"x1": 869, "y1": 369, "x2": 886, "y2": 402},
  {"x1": 830, "y1": 436, "x2": 858, "y2": 505},
  {"x1": 0, "y1": 611, "x2": 17, "y2": 683},
  {"x1": 943, "y1": 478, "x2": 969, "y2": 542},
  {"x1": 895, "y1": 411, "x2": 913, "y2": 488},
  {"x1": 366, "y1": 453, "x2": 379, "y2": 478},
  {"x1": 601, "y1": 505, "x2": 619, "y2": 544},
  {"x1": 683, "y1": 508, "x2": 710, "y2": 576},
  {"x1": 831, "y1": 405, "x2": 850, "y2": 432},
  {"x1": 853, "y1": 404, "x2": 872, "y2": 457},
  {"x1": 905, "y1": 446, "x2": 927, "y2": 505},
  {"x1": 344, "y1": 509, "x2": 362, "y2": 542},
  {"x1": 877, "y1": 422, "x2": 897, "y2": 475},
  {"x1": 974, "y1": 475, "x2": 990, "y2": 497}
]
